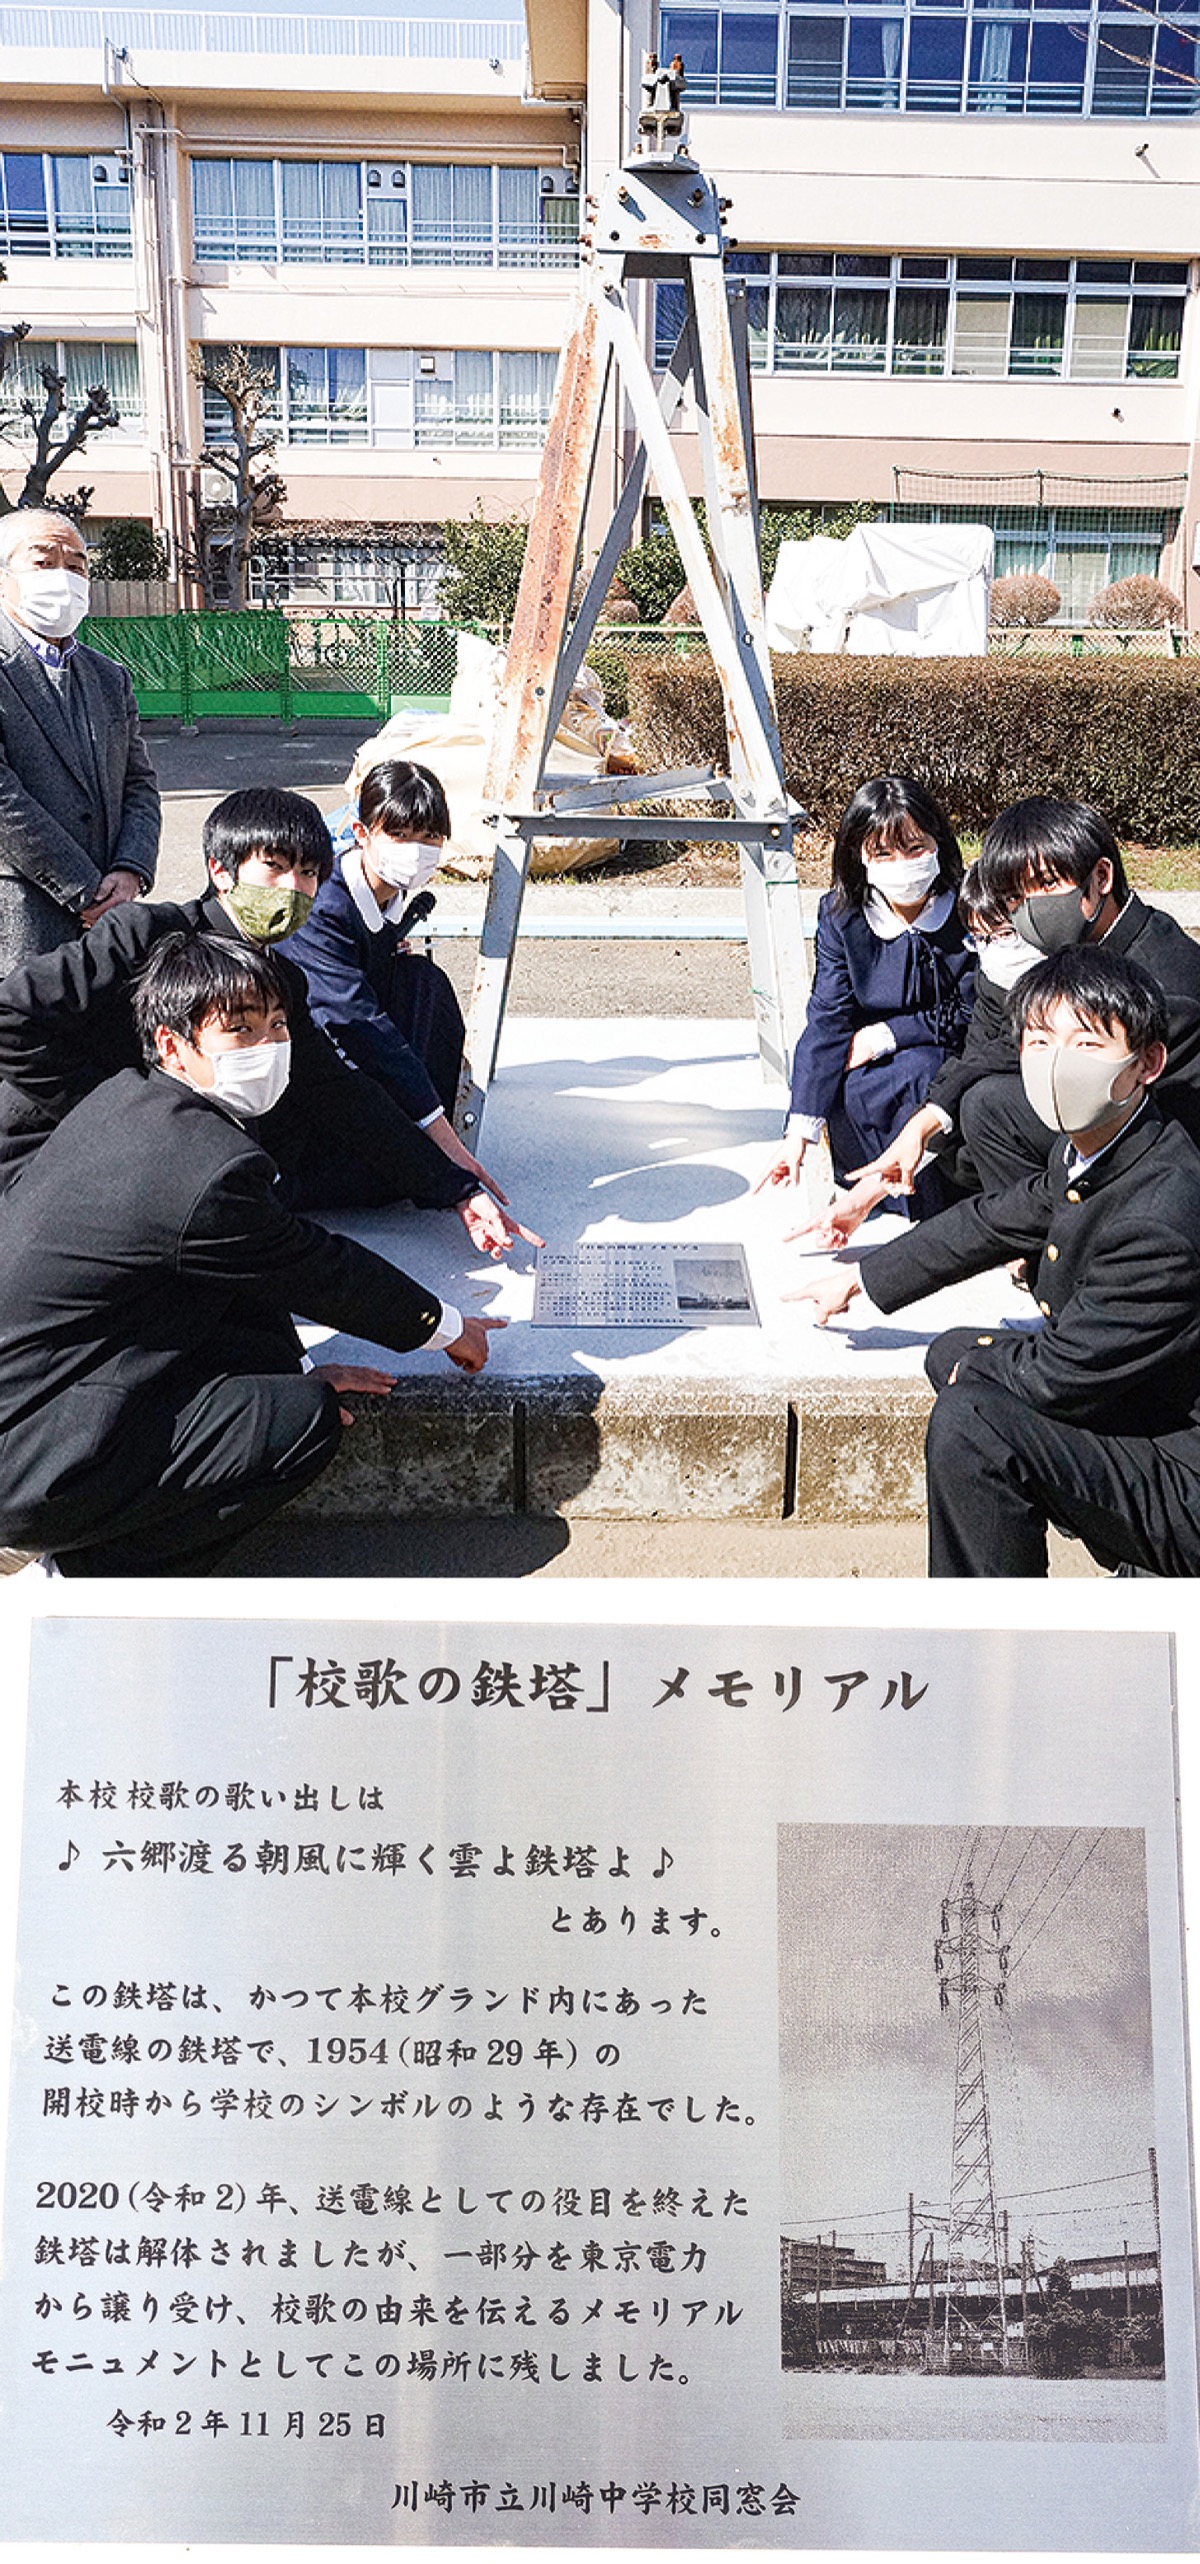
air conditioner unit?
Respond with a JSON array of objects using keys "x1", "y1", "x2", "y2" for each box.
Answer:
[
  {"x1": 365, "y1": 163, "x2": 406, "y2": 193},
  {"x1": 91, "y1": 157, "x2": 129, "y2": 188},
  {"x1": 200, "y1": 468, "x2": 230, "y2": 507},
  {"x1": 538, "y1": 166, "x2": 579, "y2": 198}
]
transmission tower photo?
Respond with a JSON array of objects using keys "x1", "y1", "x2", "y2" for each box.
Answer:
[{"x1": 778, "y1": 1823, "x2": 1164, "y2": 2440}]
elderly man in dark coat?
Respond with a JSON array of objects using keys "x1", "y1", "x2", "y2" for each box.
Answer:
[{"x1": 0, "y1": 507, "x2": 160, "y2": 971}]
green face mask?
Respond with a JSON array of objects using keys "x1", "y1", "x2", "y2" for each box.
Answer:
[{"x1": 224, "y1": 881, "x2": 315, "y2": 945}]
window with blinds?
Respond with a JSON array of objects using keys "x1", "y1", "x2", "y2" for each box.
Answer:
[
  {"x1": 662, "y1": 0, "x2": 1200, "y2": 114},
  {"x1": 0, "y1": 153, "x2": 132, "y2": 260},
  {"x1": 0, "y1": 338, "x2": 142, "y2": 426},
  {"x1": 198, "y1": 346, "x2": 555, "y2": 449},
  {"x1": 657, "y1": 254, "x2": 1188, "y2": 381},
  {"x1": 191, "y1": 160, "x2": 578, "y2": 269}
]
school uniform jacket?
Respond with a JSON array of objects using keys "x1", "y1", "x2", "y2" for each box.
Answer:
[
  {"x1": 0, "y1": 1065, "x2": 446, "y2": 1527},
  {"x1": 789, "y1": 890, "x2": 975, "y2": 1125},
  {"x1": 286, "y1": 857, "x2": 446, "y2": 1124},
  {"x1": 859, "y1": 1103, "x2": 1200, "y2": 1436},
  {"x1": 926, "y1": 896, "x2": 1200, "y2": 1143},
  {"x1": 0, "y1": 887, "x2": 473, "y2": 1206}
]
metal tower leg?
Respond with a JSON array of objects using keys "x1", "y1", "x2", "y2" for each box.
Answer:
[{"x1": 456, "y1": 144, "x2": 810, "y2": 1141}]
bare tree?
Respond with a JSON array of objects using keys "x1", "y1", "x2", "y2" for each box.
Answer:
[
  {"x1": 0, "y1": 288, "x2": 117, "y2": 516},
  {"x1": 186, "y1": 344, "x2": 286, "y2": 608}
]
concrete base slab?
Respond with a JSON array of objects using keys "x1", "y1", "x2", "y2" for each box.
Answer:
[{"x1": 290, "y1": 1017, "x2": 1036, "y2": 1523}]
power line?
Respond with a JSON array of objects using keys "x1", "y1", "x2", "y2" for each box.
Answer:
[
  {"x1": 788, "y1": 2167, "x2": 1154, "y2": 2229},
  {"x1": 996, "y1": 1827, "x2": 1042, "y2": 1909},
  {"x1": 1006, "y1": 1832, "x2": 1106, "y2": 1981},
  {"x1": 1000, "y1": 2166, "x2": 1151, "y2": 2201},
  {"x1": 976, "y1": 1827, "x2": 1010, "y2": 1899},
  {"x1": 1006, "y1": 1827, "x2": 1081, "y2": 1947}
]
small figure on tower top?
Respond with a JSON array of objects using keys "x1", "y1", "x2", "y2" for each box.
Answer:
[{"x1": 637, "y1": 50, "x2": 689, "y2": 156}]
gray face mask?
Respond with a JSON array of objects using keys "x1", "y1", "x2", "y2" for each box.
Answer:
[
  {"x1": 1020, "y1": 1041, "x2": 1142, "y2": 1141},
  {"x1": 1009, "y1": 881, "x2": 1098, "y2": 956}
]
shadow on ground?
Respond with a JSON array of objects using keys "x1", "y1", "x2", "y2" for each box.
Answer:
[{"x1": 224, "y1": 1515, "x2": 1104, "y2": 1578}]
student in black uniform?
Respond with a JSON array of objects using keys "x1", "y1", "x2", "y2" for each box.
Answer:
[
  {"x1": 851, "y1": 798, "x2": 1200, "y2": 1207},
  {"x1": 0, "y1": 785, "x2": 537, "y2": 1257},
  {"x1": 0, "y1": 934, "x2": 503, "y2": 1578},
  {"x1": 789, "y1": 947, "x2": 1200, "y2": 1579}
]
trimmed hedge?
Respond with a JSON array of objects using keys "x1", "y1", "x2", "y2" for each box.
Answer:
[{"x1": 627, "y1": 653, "x2": 1200, "y2": 843}]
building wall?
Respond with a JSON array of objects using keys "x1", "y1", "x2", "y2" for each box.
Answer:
[
  {"x1": 0, "y1": 37, "x2": 582, "y2": 588},
  {"x1": 532, "y1": 0, "x2": 1199, "y2": 621},
  {"x1": 9, "y1": 1, "x2": 1200, "y2": 624}
]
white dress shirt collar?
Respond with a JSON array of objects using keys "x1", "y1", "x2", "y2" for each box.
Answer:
[
  {"x1": 342, "y1": 845, "x2": 405, "y2": 934},
  {"x1": 1064, "y1": 1095, "x2": 1149, "y2": 1178},
  {"x1": 863, "y1": 884, "x2": 956, "y2": 944}
]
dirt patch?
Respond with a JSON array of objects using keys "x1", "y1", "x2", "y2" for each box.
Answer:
[{"x1": 567, "y1": 832, "x2": 1200, "y2": 895}]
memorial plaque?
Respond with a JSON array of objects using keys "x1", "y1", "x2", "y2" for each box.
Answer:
[
  {"x1": 0, "y1": 1616, "x2": 1196, "y2": 2548},
  {"x1": 532, "y1": 1242, "x2": 758, "y2": 1328}
]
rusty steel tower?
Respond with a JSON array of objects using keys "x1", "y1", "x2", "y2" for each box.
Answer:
[
  {"x1": 455, "y1": 78, "x2": 808, "y2": 1142},
  {"x1": 935, "y1": 1868, "x2": 1011, "y2": 2371}
]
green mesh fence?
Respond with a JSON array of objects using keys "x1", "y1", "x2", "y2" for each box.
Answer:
[
  {"x1": 78, "y1": 612, "x2": 718, "y2": 725},
  {"x1": 80, "y1": 612, "x2": 477, "y2": 723},
  {"x1": 82, "y1": 611, "x2": 293, "y2": 722},
  {"x1": 81, "y1": 608, "x2": 1194, "y2": 728}
]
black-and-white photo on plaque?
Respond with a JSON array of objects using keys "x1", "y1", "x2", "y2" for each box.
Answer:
[
  {"x1": 778, "y1": 1825, "x2": 1163, "y2": 2440},
  {"x1": 0, "y1": 1616, "x2": 1195, "y2": 2550}
]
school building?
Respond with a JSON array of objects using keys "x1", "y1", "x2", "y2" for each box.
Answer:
[{"x1": 3, "y1": 0, "x2": 1199, "y2": 620}]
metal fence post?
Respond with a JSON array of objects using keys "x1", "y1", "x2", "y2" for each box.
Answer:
[
  {"x1": 179, "y1": 615, "x2": 195, "y2": 730},
  {"x1": 376, "y1": 619, "x2": 391, "y2": 718},
  {"x1": 278, "y1": 614, "x2": 294, "y2": 725}
]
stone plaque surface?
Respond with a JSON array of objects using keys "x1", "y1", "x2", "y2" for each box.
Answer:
[
  {"x1": 0, "y1": 1617, "x2": 1195, "y2": 2549},
  {"x1": 532, "y1": 1243, "x2": 758, "y2": 1327}
]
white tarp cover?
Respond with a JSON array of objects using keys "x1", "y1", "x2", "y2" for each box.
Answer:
[{"x1": 765, "y1": 520, "x2": 994, "y2": 657}]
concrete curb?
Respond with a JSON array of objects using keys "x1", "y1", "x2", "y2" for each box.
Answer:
[
  {"x1": 285, "y1": 1373, "x2": 936, "y2": 1525},
  {"x1": 429, "y1": 886, "x2": 1200, "y2": 935}
]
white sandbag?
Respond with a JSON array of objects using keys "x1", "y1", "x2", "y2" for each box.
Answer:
[{"x1": 347, "y1": 628, "x2": 627, "y2": 876}]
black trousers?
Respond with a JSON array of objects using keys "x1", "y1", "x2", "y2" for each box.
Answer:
[
  {"x1": 958, "y1": 1071, "x2": 1053, "y2": 1194},
  {"x1": 34, "y1": 1366, "x2": 342, "y2": 1576},
  {"x1": 923, "y1": 1327, "x2": 1200, "y2": 1578}
]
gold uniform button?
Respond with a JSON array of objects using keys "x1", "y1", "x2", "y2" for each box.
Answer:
[
  {"x1": 1066, "y1": 1187, "x2": 1082, "y2": 1203},
  {"x1": 1039, "y1": 1299, "x2": 1052, "y2": 1316},
  {"x1": 1046, "y1": 1243, "x2": 1059, "y2": 1261},
  {"x1": 977, "y1": 1335, "x2": 994, "y2": 1345}
]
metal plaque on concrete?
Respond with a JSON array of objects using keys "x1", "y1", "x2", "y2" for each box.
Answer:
[
  {"x1": 533, "y1": 1242, "x2": 759, "y2": 1328},
  {"x1": 0, "y1": 1616, "x2": 1196, "y2": 2547}
]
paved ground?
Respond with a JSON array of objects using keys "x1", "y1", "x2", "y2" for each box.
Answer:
[
  {"x1": 300, "y1": 1016, "x2": 1037, "y2": 1390},
  {"x1": 145, "y1": 724, "x2": 755, "y2": 1014}
]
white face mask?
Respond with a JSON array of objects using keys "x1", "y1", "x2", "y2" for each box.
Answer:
[
  {"x1": 14, "y1": 568, "x2": 90, "y2": 640},
  {"x1": 362, "y1": 837, "x2": 443, "y2": 896},
  {"x1": 864, "y1": 850, "x2": 941, "y2": 906},
  {"x1": 976, "y1": 930, "x2": 1043, "y2": 991},
  {"x1": 209, "y1": 1038, "x2": 292, "y2": 1121}
]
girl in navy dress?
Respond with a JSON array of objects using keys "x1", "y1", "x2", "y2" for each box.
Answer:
[{"x1": 760, "y1": 774, "x2": 976, "y2": 1219}]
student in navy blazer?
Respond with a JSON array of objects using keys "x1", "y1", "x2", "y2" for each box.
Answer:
[
  {"x1": 287, "y1": 758, "x2": 503, "y2": 1199},
  {"x1": 759, "y1": 775, "x2": 976, "y2": 1220}
]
